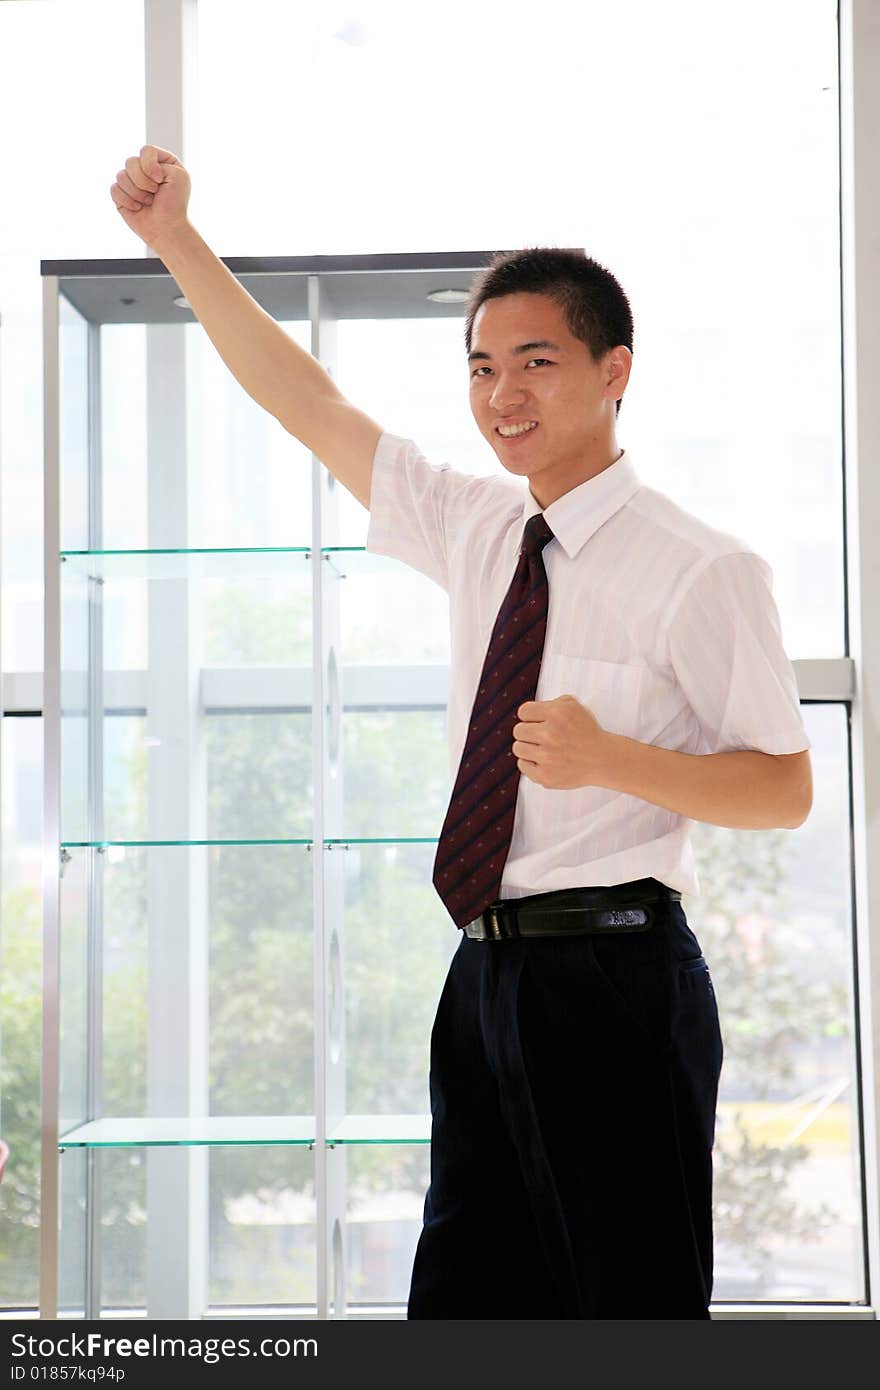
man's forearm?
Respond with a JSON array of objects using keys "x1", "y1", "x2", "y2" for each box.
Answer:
[
  {"x1": 148, "y1": 221, "x2": 338, "y2": 430},
  {"x1": 596, "y1": 733, "x2": 810, "y2": 830}
]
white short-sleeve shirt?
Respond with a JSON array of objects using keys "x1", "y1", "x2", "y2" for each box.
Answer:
[{"x1": 365, "y1": 431, "x2": 811, "y2": 900}]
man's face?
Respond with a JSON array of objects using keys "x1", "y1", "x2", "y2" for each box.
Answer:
[{"x1": 467, "y1": 292, "x2": 629, "y2": 496}]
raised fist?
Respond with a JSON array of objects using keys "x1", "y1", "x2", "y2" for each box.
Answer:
[{"x1": 109, "y1": 143, "x2": 191, "y2": 247}]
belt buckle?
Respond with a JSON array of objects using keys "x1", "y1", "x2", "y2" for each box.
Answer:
[
  {"x1": 464, "y1": 906, "x2": 503, "y2": 941},
  {"x1": 484, "y1": 905, "x2": 503, "y2": 940},
  {"x1": 599, "y1": 907, "x2": 651, "y2": 929}
]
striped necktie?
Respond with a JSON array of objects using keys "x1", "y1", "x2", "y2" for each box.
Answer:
[{"x1": 432, "y1": 511, "x2": 555, "y2": 930}]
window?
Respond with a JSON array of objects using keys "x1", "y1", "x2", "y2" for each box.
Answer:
[{"x1": 2, "y1": 0, "x2": 870, "y2": 1318}]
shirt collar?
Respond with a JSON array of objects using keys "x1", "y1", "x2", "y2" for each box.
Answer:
[{"x1": 521, "y1": 449, "x2": 641, "y2": 560}]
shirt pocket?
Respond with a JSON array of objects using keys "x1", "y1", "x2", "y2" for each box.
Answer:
[{"x1": 536, "y1": 654, "x2": 645, "y2": 737}]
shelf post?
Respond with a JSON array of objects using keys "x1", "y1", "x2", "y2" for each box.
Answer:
[
  {"x1": 143, "y1": 322, "x2": 210, "y2": 1319},
  {"x1": 310, "y1": 273, "x2": 348, "y2": 1318},
  {"x1": 40, "y1": 276, "x2": 61, "y2": 1321}
]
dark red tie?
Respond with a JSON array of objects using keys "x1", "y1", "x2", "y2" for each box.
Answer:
[{"x1": 432, "y1": 512, "x2": 555, "y2": 930}]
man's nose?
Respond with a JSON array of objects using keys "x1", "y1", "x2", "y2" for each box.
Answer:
[{"x1": 489, "y1": 373, "x2": 527, "y2": 409}]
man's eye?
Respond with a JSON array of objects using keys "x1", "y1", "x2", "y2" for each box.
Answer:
[{"x1": 471, "y1": 359, "x2": 551, "y2": 378}]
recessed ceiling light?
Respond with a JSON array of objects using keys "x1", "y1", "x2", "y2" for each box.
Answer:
[
  {"x1": 426, "y1": 288, "x2": 469, "y2": 304},
  {"x1": 173, "y1": 294, "x2": 191, "y2": 309}
]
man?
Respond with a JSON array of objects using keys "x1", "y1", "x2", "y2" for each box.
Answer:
[{"x1": 112, "y1": 146, "x2": 813, "y2": 1320}]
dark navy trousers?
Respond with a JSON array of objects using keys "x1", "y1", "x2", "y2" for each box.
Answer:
[{"x1": 407, "y1": 892, "x2": 724, "y2": 1319}]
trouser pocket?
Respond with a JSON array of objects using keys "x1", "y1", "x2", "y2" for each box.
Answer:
[
  {"x1": 586, "y1": 929, "x2": 675, "y2": 1058},
  {"x1": 672, "y1": 953, "x2": 724, "y2": 1143}
]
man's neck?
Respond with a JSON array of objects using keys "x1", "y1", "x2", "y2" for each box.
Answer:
[{"x1": 528, "y1": 444, "x2": 624, "y2": 509}]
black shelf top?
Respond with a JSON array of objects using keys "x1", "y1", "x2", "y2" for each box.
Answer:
[
  {"x1": 40, "y1": 248, "x2": 584, "y2": 325},
  {"x1": 41, "y1": 249, "x2": 505, "y2": 277}
]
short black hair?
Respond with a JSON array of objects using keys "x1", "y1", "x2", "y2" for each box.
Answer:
[{"x1": 464, "y1": 247, "x2": 634, "y2": 418}]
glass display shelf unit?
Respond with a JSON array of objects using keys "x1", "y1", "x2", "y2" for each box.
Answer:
[
  {"x1": 58, "y1": 1115, "x2": 432, "y2": 1148},
  {"x1": 43, "y1": 248, "x2": 492, "y2": 1320}
]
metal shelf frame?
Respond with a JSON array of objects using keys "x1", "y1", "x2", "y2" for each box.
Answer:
[{"x1": 39, "y1": 247, "x2": 492, "y2": 1319}]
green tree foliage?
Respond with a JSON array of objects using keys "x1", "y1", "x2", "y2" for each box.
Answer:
[
  {"x1": 0, "y1": 886, "x2": 42, "y2": 1303},
  {"x1": 687, "y1": 820, "x2": 847, "y2": 1284}
]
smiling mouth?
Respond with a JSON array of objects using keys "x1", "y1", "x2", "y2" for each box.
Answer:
[{"x1": 496, "y1": 422, "x2": 540, "y2": 441}]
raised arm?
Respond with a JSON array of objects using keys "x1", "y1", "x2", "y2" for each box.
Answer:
[{"x1": 110, "y1": 143, "x2": 383, "y2": 510}]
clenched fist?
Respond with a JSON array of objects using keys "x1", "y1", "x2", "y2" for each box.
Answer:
[
  {"x1": 109, "y1": 143, "x2": 191, "y2": 248},
  {"x1": 513, "y1": 695, "x2": 611, "y2": 790}
]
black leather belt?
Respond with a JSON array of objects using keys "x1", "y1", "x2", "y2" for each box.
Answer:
[{"x1": 462, "y1": 878, "x2": 682, "y2": 941}]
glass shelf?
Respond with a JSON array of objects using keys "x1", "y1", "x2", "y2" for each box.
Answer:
[
  {"x1": 59, "y1": 1116, "x2": 316, "y2": 1148},
  {"x1": 328, "y1": 1114, "x2": 431, "y2": 1145},
  {"x1": 60, "y1": 837, "x2": 441, "y2": 848},
  {"x1": 325, "y1": 838, "x2": 438, "y2": 845},
  {"x1": 320, "y1": 547, "x2": 412, "y2": 578},
  {"x1": 58, "y1": 1114, "x2": 432, "y2": 1148},
  {"x1": 61, "y1": 838, "x2": 314, "y2": 848},
  {"x1": 60, "y1": 546, "x2": 311, "y2": 581},
  {"x1": 58, "y1": 545, "x2": 402, "y2": 581}
]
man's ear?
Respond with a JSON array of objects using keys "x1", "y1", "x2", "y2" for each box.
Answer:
[{"x1": 607, "y1": 345, "x2": 632, "y2": 396}]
